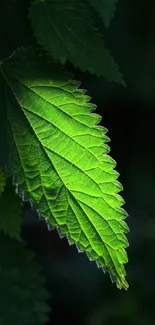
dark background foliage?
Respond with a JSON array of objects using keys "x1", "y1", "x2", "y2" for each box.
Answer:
[{"x1": 1, "y1": 0, "x2": 155, "y2": 324}]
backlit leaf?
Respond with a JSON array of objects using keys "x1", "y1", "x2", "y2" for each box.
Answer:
[{"x1": 0, "y1": 48, "x2": 129, "y2": 289}]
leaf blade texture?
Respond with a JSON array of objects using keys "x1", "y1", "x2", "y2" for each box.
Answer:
[
  {"x1": 88, "y1": 0, "x2": 118, "y2": 28},
  {"x1": 29, "y1": 0, "x2": 123, "y2": 84},
  {"x1": 1, "y1": 48, "x2": 129, "y2": 289}
]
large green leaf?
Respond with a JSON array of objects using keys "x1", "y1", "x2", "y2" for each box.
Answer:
[
  {"x1": 0, "y1": 232, "x2": 50, "y2": 325},
  {"x1": 88, "y1": 0, "x2": 118, "y2": 28},
  {"x1": 0, "y1": 48, "x2": 129, "y2": 289},
  {"x1": 29, "y1": 0, "x2": 124, "y2": 84}
]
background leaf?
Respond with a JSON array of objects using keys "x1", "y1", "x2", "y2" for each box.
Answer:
[
  {"x1": 0, "y1": 179, "x2": 23, "y2": 240},
  {"x1": 1, "y1": 47, "x2": 129, "y2": 289},
  {"x1": 0, "y1": 232, "x2": 50, "y2": 325},
  {"x1": 88, "y1": 0, "x2": 118, "y2": 28},
  {"x1": 29, "y1": 0, "x2": 124, "y2": 84},
  {"x1": 0, "y1": 168, "x2": 6, "y2": 194},
  {"x1": 0, "y1": 73, "x2": 8, "y2": 168}
]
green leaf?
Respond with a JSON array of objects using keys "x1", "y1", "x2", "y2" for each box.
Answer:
[
  {"x1": 1, "y1": 47, "x2": 129, "y2": 289},
  {"x1": 0, "y1": 180, "x2": 23, "y2": 240},
  {"x1": 0, "y1": 232, "x2": 50, "y2": 325},
  {"x1": 88, "y1": 0, "x2": 118, "y2": 28},
  {"x1": 0, "y1": 73, "x2": 8, "y2": 168},
  {"x1": 0, "y1": 168, "x2": 6, "y2": 194},
  {"x1": 29, "y1": 0, "x2": 123, "y2": 84}
]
